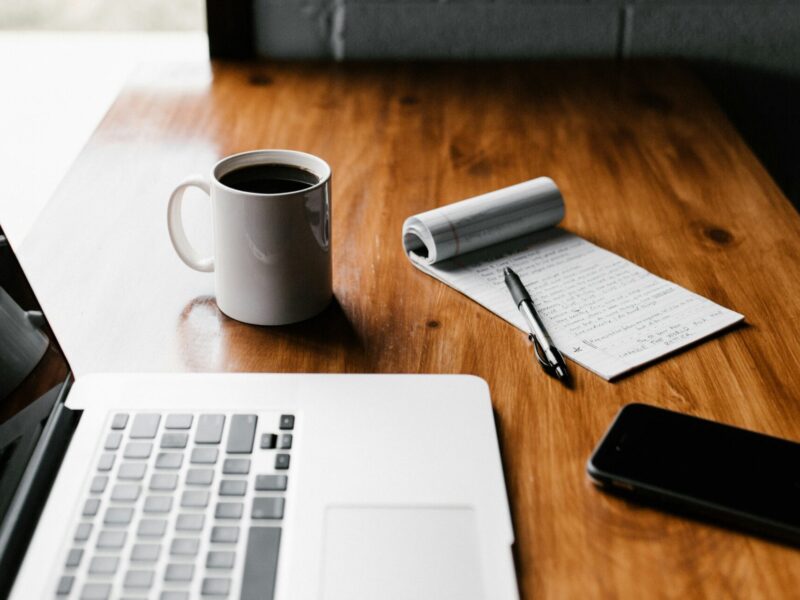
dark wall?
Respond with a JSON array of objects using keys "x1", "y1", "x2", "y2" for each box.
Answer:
[{"x1": 246, "y1": 0, "x2": 799, "y2": 73}]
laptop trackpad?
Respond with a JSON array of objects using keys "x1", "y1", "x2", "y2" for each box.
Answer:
[{"x1": 321, "y1": 506, "x2": 485, "y2": 600}]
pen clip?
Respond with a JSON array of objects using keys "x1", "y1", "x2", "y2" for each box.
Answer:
[{"x1": 529, "y1": 334, "x2": 553, "y2": 371}]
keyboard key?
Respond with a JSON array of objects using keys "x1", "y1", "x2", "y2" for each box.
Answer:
[
  {"x1": 160, "y1": 593, "x2": 189, "y2": 600},
  {"x1": 97, "y1": 453, "x2": 115, "y2": 471},
  {"x1": 176, "y1": 513, "x2": 205, "y2": 531},
  {"x1": 131, "y1": 543, "x2": 161, "y2": 562},
  {"x1": 80, "y1": 582, "x2": 111, "y2": 599},
  {"x1": 83, "y1": 498, "x2": 100, "y2": 517},
  {"x1": 104, "y1": 507, "x2": 133, "y2": 525},
  {"x1": 124, "y1": 569, "x2": 155, "y2": 589},
  {"x1": 222, "y1": 458, "x2": 250, "y2": 475},
  {"x1": 90, "y1": 475, "x2": 108, "y2": 494},
  {"x1": 144, "y1": 495, "x2": 173, "y2": 513},
  {"x1": 215, "y1": 502, "x2": 243, "y2": 519},
  {"x1": 170, "y1": 538, "x2": 200, "y2": 556},
  {"x1": 165, "y1": 414, "x2": 193, "y2": 429},
  {"x1": 111, "y1": 483, "x2": 141, "y2": 502},
  {"x1": 165, "y1": 563, "x2": 195, "y2": 581},
  {"x1": 111, "y1": 413, "x2": 129, "y2": 430},
  {"x1": 130, "y1": 414, "x2": 161, "y2": 439},
  {"x1": 89, "y1": 555, "x2": 119, "y2": 575},
  {"x1": 279, "y1": 414, "x2": 294, "y2": 430},
  {"x1": 252, "y1": 497, "x2": 285, "y2": 520},
  {"x1": 96, "y1": 530, "x2": 127, "y2": 549},
  {"x1": 196, "y1": 414, "x2": 225, "y2": 444},
  {"x1": 260, "y1": 433, "x2": 277, "y2": 449},
  {"x1": 219, "y1": 480, "x2": 247, "y2": 496},
  {"x1": 181, "y1": 490, "x2": 210, "y2": 508},
  {"x1": 242, "y1": 527, "x2": 281, "y2": 600},
  {"x1": 210, "y1": 526, "x2": 239, "y2": 543},
  {"x1": 104, "y1": 432, "x2": 122, "y2": 450},
  {"x1": 226, "y1": 414, "x2": 257, "y2": 453},
  {"x1": 201, "y1": 578, "x2": 231, "y2": 596},
  {"x1": 255, "y1": 475, "x2": 288, "y2": 491},
  {"x1": 279, "y1": 434, "x2": 293, "y2": 449},
  {"x1": 56, "y1": 575, "x2": 74, "y2": 595},
  {"x1": 124, "y1": 442, "x2": 152, "y2": 459},
  {"x1": 155, "y1": 452, "x2": 183, "y2": 469},
  {"x1": 65, "y1": 548, "x2": 83, "y2": 567},
  {"x1": 138, "y1": 519, "x2": 167, "y2": 537},
  {"x1": 161, "y1": 432, "x2": 188, "y2": 448},
  {"x1": 119, "y1": 462, "x2": 147, "y2": 480},
  {"x1": 207, "y1": 550, "x2": 235, "y2": 569},
  {"x1": 150, "y1": 473, "x2": 178, "y2": 491},
  {"x1": 275, "y1": 454, "x2": 290, "y2": 470},
  {"x1": 191, "y1": 447, "x2": 218, "y2": 464},
  {"x1": 186, "y1": 468, "x2": 214, "y2": 486},
  {"x1": 74, "y1": 522, "x2": 92, "y2": 541}
]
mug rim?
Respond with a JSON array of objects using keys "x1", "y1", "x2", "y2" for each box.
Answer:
[{"x1": 212, "y1": 149, "x2": 331, "y2": 197}]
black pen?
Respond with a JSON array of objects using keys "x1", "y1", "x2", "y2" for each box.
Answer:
[{"x1": 503, "y1": 267, "x2": 570, "y2": 384}]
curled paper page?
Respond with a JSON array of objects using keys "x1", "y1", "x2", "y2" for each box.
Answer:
[{"x1": 402, "y1": 177, "x2": 565, "y2": 264}]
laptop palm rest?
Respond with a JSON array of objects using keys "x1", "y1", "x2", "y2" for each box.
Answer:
[{"x1": 321, "y1": 506, "x2": 485, "y2": 600}]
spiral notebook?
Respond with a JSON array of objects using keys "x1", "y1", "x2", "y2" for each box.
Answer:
[{"x1": 402, "y1": 178, "x2": 744, "y2": 380}]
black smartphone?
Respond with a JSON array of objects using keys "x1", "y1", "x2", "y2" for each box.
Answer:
[{"x1": 587, "y1": 403, "x2": 800, "y2": 545}]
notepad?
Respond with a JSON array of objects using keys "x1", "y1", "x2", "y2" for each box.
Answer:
[{"x1": 402, "y1": 178, "x2": 744, "y2": 380}]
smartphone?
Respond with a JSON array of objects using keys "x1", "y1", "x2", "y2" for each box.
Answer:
[{"x1": 587, "y1": 403, "x2": 800, "y2": 545}]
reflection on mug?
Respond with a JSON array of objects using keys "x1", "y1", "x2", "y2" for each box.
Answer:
[{"x1": 304, "y1": 188, "x2": 330, "y2": 251}]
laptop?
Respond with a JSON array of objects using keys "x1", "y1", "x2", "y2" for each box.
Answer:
[{"x1": 0, "y1": 229, "x2": 518, "y2": 600}]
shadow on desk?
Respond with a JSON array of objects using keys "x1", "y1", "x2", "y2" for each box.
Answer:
[
  {"x1": 176, "y1": 295, "x2": 365, "y2": 372},
  {"x1": 596, "y1": 483, "x2": 800, "y2": 552},
  {"x1": 696, "y1": 62, "x2": 800, "y2": 210}
]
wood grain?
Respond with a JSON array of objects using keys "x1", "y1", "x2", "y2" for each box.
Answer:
[{"x1": 19, "y1": 60, "x2": 800, "y2": 598}]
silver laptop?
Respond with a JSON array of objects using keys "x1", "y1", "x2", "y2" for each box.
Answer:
[{"x1": 0, "y1": 231, "x2": 518, "y2": 600}]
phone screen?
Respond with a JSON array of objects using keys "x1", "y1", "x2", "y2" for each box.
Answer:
[{"x1": 589, "y1": 404, "x2": 800, "y2": 531}]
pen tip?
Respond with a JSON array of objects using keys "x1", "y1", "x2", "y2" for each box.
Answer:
[{"x1": 503, "y1": 267, "x2": 512, "y2": 276}]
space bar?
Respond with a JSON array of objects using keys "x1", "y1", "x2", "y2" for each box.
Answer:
[{"x1": 241, "y1": 527, "x2": 282, "y2": 600}]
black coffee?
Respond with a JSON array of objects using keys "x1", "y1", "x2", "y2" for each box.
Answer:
[{"x1": 220, "y1": 163, "x2": 319, "y2": 194}]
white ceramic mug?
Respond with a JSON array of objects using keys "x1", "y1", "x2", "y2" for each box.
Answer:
[{"x1": 168, "y1": 149, "x2": 332, "y2": 325}]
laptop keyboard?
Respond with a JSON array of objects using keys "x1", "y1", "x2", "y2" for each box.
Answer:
[{"x1": 55, "y1": 412, "x2": 294, "y2": 599}]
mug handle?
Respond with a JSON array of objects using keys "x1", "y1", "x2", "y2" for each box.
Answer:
[{"x1": 167, "y1": 175, "x2": 214, "y2": 272}]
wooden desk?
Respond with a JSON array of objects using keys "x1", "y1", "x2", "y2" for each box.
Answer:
[{"x1": 19, "y1": 61, "x2": 800, "y2": 598}]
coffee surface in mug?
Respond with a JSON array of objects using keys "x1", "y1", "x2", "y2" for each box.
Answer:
[{"x1": 219, "y1": 163, "x2": 318, "y2": 194}]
